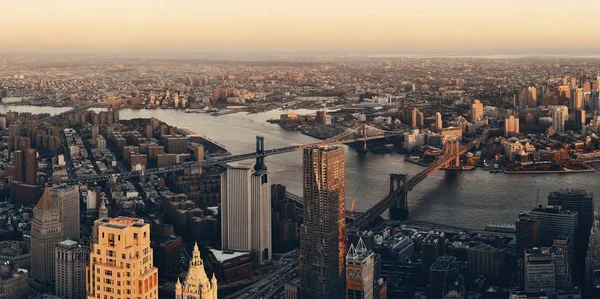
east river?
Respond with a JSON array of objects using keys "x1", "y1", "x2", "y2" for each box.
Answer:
[{"x1": 4, "y1": 105, "x2": 600, "y2": 229}]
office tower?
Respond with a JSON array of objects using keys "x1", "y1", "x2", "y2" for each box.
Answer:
[
  {"x1": 175, "y1": 243, "x2": 218, "y2": 299},
  {"x1": 31, "y1": 189, "x2": 63, "y2": 284},
  {"x1": 55, "y1": 240, "x2": 89, "y2": 299},
  {"x1": 87, "y1": 217, "x2": 158, "y2": 299},
  {"x1": 192, "y1": 143, "x2": 205, "y2": 161},
  {"x1": 467, "y1": 244, "x2": 505, "y2": 278},
  {"x1": 591, "y1": 91, "x2": 600, "y2": 113},
  {"x1": 552, "y1": 236, "x2": 571, "y2": 288},
  {"x1": 429, "y1": 256, "x2": 456, "y2": 299},
  {"x1": 549, "y1": 105, "x2": 568, "y2": 133},
  {"x1": 575, "y1": 109, "x2": 586, "y2": 134},
  {"x1": 528, "y1": 206, "x2": 578, "y2": 250},
  {"x1": 411, "y1": 107, "x2": 418, "y2": 129},
  {"x1": 527, "y1": 87, "x2": 537, "y2": 108},
  {"x1": 470, "y1": 99, "x2": 484, "y2": 121},
  {"x1": 524, "y1": 247, "x2": 556, "y2": 295},
  {"x1": 516, "y1": 215, "x2": 541, "y2": 248},
  {"x1": 49, "y1": 185, "x2": 81, "y2": 240},
  {"x1": 435, "y1": 112, "x2": 442, "y2": 131},
  {"x1": 12, "y1": 150, "x2": 24, "y2": 182},
  {"x1": 505, "y1": 115, "x2": 520, "y2": 136},
  {"x1": 572, "y1": 88, "x2": 584, "y2": 110},
  {"x1": 558, "y1": 85, "x2": 571, "y2": 101},
  {"x1": 548, "y1": 189, "x2": 593, "y2": 254},
  {"x1": 25, "y1": 148, "x2": 37, "y2": 185},
  {"x1": 422, "y1": 233, "x2": 445, "y2": 281},
  {"x1": 221, "y1": 164, "x2": 272, "y2": 263},
  {"x1": 299, "y1": 146, "x2": 346, "y2": 299},
  {"x1": 346, "y1": 238, "x2": 374, "y2": 299}
]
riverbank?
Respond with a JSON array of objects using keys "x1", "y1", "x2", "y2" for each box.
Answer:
[{"x1": 503, "y1": 168, "x2": 595, "y2": 174}]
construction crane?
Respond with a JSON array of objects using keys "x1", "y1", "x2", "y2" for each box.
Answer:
[
  {"x1": 350, "y1": 199, "x2": 356, "y2": 217},
  {"x1": 535, "y1": 189, "x2": 540, "y2": 208}
]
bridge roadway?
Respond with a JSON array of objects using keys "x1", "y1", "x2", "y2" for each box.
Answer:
[
  {"x1": 58, "y1": 131, "x2": 401, "y2": 185},
  {"x1": 349, "y1": 129, "x2": 489, "y2": 231}
]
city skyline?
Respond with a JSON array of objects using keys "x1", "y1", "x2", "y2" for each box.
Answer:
[{"x1": 3, "y1": 0, "x2": 600, "y2": 55}]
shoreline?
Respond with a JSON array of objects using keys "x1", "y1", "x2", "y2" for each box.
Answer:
[{"x1": 503, "y1": 169, "x2": 595, "y2": 174}]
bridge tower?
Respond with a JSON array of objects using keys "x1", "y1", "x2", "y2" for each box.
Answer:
[
  {"x1": 444, "y1": 140, "x2": 460, "y2": 168},
  {"x1": 388, "y1": 173, "x2": 409, "y2": 220},
  {"x1": 254, "y1": 136, "x2": 267, "y2": 171},
  {"x1": 361, "y1": 123, "x2": 368, "y2": 152}
]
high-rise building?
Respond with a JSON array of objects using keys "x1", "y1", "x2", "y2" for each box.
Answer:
[
  {"x1": 175, "y1": 243, "x2": 218, "y2": 299},
  {"x1": 516, "y1": 215, "x2": 541, "y2": 248},
  {"x1": 55, "y1": 240, "x2": 89, "y2": 299},
  {"x1": 505, "y1": 115, "x2": 520, "y2": 136},
  {"x1": 548, "y1": 189, "x2": 593, "y2": 255},
  {"x1": 87, "y1": 217, "x2": 158, "y2": 299},
  {"x1": 49, "y1": 185, "x2": 81, "y2": 240},
  {"x1": 0, "y1": 265, "x2": 28, "y2": 299},
  {"x1": 467, "y1": 244, "x2": 505, "y2": 278},
  {"x1": 435, "y1": 112, "x2": 442, "y2": 131},
  {"x1": 25, "y1": 148, "x2": 37, "y2": 185},
  {"x1": 528, "y1": 206, "x2": 578, "y2": 251},
  {"x1": 524, "y1": 247, "x2": 556, "y2": 295},
  {"x1": 552, "y1": 236, "x2": 572, "y2": 288},
  {"x1": 221, "y1": 163, "x2": 271, "y2": 263},
  {"x1": 11, "y1": 149, "x2": 37, "y2": 185},
  {"x1": 572, "y1": 88, "x2": 584, "y2": 111},
  {"x1": 429, "y1": 256, "x2": 456, "y2": 299},
  {"x1": 526, "y1": 87, "x2": 538, "y2": 108},
  {"x1": 299, "y1": 146, "x2": 346, "y2": 299},
  {"x1": 346, "y1": 238, "x2": 374, "y2": 299},
  {"x1": 470, "y1": 100, "x2": 484, "y2": 121},
  {"x1": 574, "y1": 109, "x2": 586, "y2": 134},
  {"x1": 586, "y1": 217, "x2": 600, "y2": 290},
  {"x1": 422, "y1": 232, "x2": 446, "y2": 282},
  {"x1": 31, "y1": 189, "x2": 63, "y2": 284},
  {"x1": 549, "y1": 105, "x2": 568, "y2": 134}
]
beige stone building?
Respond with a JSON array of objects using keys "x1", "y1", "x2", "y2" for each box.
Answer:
[
  {"x1": 0, "y1": 266, "x2": 28, "y2": 299},
  {"x1": 31, "y1": 188, "x2": 63, "y2": 284},
  {"x1": 175, "y1": 243, "x2": 217, "y2": 299},
  {"x1": 56, "y1": 240, "x2": 89, "y2": 299},
  {"x1": 87, "y1": 217, "x2": 158, "y2": 299}
]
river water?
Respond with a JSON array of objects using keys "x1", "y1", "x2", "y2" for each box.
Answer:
[{"x1": 4, "y1": 105, "x2": 600, "y2": 229}]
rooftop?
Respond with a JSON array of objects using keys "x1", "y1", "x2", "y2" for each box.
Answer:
[{"x1": 209, "y1": 249, "x2": 249, "y2": 263}]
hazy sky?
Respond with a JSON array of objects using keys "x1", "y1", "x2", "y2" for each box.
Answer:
[{"x1": 2, "y1": 0, "x2": 600, "y2": 54}]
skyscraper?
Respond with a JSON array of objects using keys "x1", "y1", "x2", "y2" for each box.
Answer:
[
  {"x1": 346, "y1": 238, "x2": 374, "y2": 299},
  {"x1": 524, "y1": 247, "x2": 556, "y2": 296},
  {"x1": 25, "y1": 148, "x2": 37, "y2": 185},
  {"x1": 87, "y1": 217, "x2": 158, "y2": 299},
  {"x1": 55, "y1": 240, "x2": 89, "y2": 299},
  {"x1": 11, "y1": 149, "x2": 37, "y2": 185},
  {"x1": 435, "y1": 112, "x2": 443, "y2": 131},
  {"x1": 31, "y1": 189, "x2": 63, "y2": 285},
  {"x1": 574, "y1": 109, "x2": 586, "y2": 134},
  {"x1": 528, "y1": 206, "x2": 578, "y2": 250},
  {"x1": 299, "y1": 146, "x2": 346, "y2": 299},
  {"x1": 470, "y1": 99, "x2": 483, "y2": 121},
  {"x1": 49, "y1": 185, "x2": 81, "y2": 240},
  {"x1": 572, "y1": 88, "x2": 584, "y2": 110},
  {"x1": 516, "y1": 215, "x2": 541, "y2": 248},
  {"x1": 221, "y1": 163, "x2": 271, "y2": 263},
  {"x1": 505, "y1": 115, "x2": 520, "y2": 136},
  {"x1": 175, "y1": 243, "x2": 218, "y2": 299},
  {"x1": 549, "y1": 105, "x2": 568, "y2": 134},
  {"x1": 548, "y1": 189, "x2": 593, "y2": 248}
]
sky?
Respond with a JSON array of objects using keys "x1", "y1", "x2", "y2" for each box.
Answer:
[{"x1": 2, "y1": 0, "x2": 600, "y2": 55}]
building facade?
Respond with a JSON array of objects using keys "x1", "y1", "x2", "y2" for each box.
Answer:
[
  {"x1": 346, "y1": 238, "x2": 374, "y2": 299},
  {"x1": 299, "y1": 146, "x2": 346, "y2": 299},
  {"x1": 175, "y1": 243, "x2": 217, "y2": 299},
  {"x1": 221, "y1": 164, "x2": 272, "y2": 263},
  {"x1": 87, "y1": 217, "x2": 158, "y2": 299},
  {"x1": 524, "y1": 248, "x2": 556, "y2": 295},
  {"x1": 56, "y1": 240, "x2": 89, "y2": 299},
  {"x1": 49, "y1": 184, "x2": 81, "y2": 240},
  {"x1": 31, "y1": 188, "x2": 63, "y2": 284}
]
